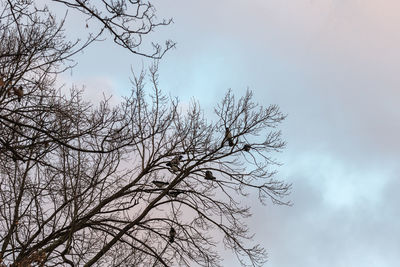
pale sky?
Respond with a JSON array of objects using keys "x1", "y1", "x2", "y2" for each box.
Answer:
[{"x1": 57, "y1": 0, "x2": 400, "y2": 266}]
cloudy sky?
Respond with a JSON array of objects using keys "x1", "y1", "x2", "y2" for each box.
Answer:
[{"x1": 59, "y1": 0, "x2": 400, "y2": 266}]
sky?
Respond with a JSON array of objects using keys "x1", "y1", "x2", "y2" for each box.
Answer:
[{"x1": 56, "y1": 0, "x2": 400, "y2": 266}]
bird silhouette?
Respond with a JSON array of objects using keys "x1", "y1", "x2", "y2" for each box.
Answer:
[
  {"x1": 243, "y1": 144, "x2": 251, "y2": 152},
  {"x1": 169, "y1": 164, "x2": 179, "y2": 173},
  {"x1": 224, "y1": 127, "x2": 234, "y2": 147},
  {"x1": 166, "y1": 155, "x2": 183, "y2": 172},
  {"x1": 167, "y1": 190, "x2": 183, "y2": 198},
  {"x1": 169, "y1": 227, "x2": 176, "y2": 243},
  {"x1": 205, "y1": 170, "x2": 216, "y2": 180},
  {"x1": 13, "y1": 86, "x2": 23, "y2": 102},
  {"x1": 170, "y1": 155, "x2": 183, "y2": 165},
  {"x1": 152, "y1": 180, "x2": 169, "y2": 188}
]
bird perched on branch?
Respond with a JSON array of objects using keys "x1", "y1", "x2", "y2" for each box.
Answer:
[
  {"x1": 167, "y1": 155, "x2": 183, "y2": 166},
  {"x1": 152, "y1": 180, "x2": 169, "y2": 188},
  {"x1": 223, "y1": 127, "x2": 234, "y2": 147},
  {"x1": 205, "y1": 170, "x2": 216, "y2": 181},
  {"x1": 169, "y1": 227, "x2": 176, "y2": 243},
  {"x1": 243, "y1": 144, "x2": 251, "y2": 152},
  {"x1": 166, "y1": 155, "x2": 183, "y2": 173},
  {"x1": 13, "y1": 86, "x2": 23, "y2": 102},
  {"x1": 169, "y1": 164, "x2": 179, "y2": 173},
  {"x1": 167, "y1": 190, "x2": 183, "y2": 198}
]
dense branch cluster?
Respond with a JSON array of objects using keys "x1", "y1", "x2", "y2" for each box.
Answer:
[
  {"x1": 0, "y1": 1, "x2": 290, "y2": 266},
  {"x1": 50, "y1": 0, "x2": 175, "y2": 58}
]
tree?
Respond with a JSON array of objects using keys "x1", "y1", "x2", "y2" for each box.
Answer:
[{"x1": 0, "y1": 1, "x2": 291, "y2": 266}]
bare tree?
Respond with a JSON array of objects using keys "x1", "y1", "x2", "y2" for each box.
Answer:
[{"x1": 0, "y1": 1, "x2": 290, "y2": 266}]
